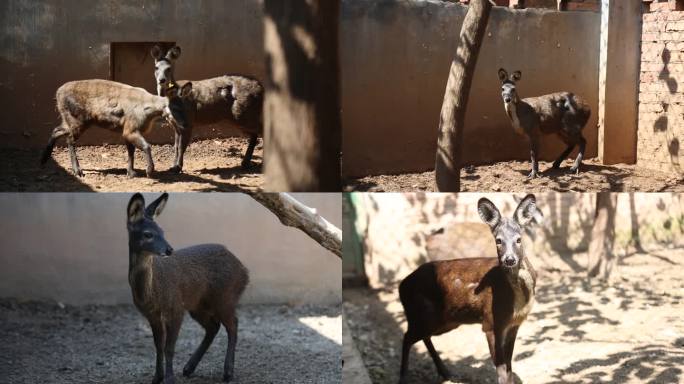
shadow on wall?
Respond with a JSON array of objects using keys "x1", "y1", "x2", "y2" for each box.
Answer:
[{"x1": 655, "y1": 48, "x2": 681, "y2": 172}]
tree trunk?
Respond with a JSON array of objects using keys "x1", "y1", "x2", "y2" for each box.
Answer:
[
  {"x1": 251, "y1": 193, "x2": 342, "y2": 258},
  {"x1": 434, "y1": 0, "x2": 493, "y2": 192},
  {"x1": 262, "y1": 0, "x2": 342, "y2": 192},
  {"x1": 587, "y1": 192, "x2": 618, "y2": 281}
]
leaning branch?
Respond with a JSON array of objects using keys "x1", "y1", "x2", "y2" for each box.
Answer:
[{"x1": 250, "y1": 193, "x2": 342, "y2": 258}]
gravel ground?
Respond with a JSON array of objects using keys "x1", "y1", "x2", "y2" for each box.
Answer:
[
  {"x1": 344, "y1": 250, "x2": 684, "y2": 384},
  {"x1": 0, "y1": 137, "x2": 263, "y2": 192},
  {"x1": 344, "y1": 159, "x2": 684, "y2": 192},
  {"x1": 0, "y1": 300, "x2": 341, "y2": 384}
]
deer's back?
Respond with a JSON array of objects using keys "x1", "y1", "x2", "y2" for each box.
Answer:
[
  {"x1": 56, "y1": 80, "x2": 164, "y2": 130},
  {"x1": 177, "y1": 75, "x2": 263, "y2": 133},
  {"x1": 523, "y1": 92, "x2": 591, "y2": 135},
  {"x1": 157, "y1": 244, "x2": 249, "y2": 311}
]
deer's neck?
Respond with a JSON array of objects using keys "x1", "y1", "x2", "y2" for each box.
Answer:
[
  {"x1": 505, "y1": 258, "x2": 535, "y2": 324},
  {"x1": 128, "y1": 251, "x2": 156, "y2": 308},
  {"x1": 504, "y1": 99, "x2": 525, "y2": 136}
]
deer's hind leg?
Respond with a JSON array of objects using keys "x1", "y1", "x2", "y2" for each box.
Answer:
[
  {"x1": 241, "y1": 134, "x2": 258, "y2": 169},
  {"x1": 552, "y1": 142, "x2": 576, "y2": 170},
  {"x1": 183, "y1": 310, "x2": 220, "y2": 377},
  {"x1": 219, "y1": 307, "x2": 239, "y2": 382},
  {"x1": 424, "y1": 337, "x2": 452, "y2": 379}
]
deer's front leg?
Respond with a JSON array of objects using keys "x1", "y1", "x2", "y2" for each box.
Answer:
[
  {"x1": 504, "y1": 326, "x2": 520, "y2": 384},
  {"x1": 150, "y1": 320, "x2": 166, "y2": 384},
  {"x1": 528, "y1": 135, "x2": 540, "y2": 178},
  {"x1": 486, "y1": 330, "x2": 510, "y2": 384}
]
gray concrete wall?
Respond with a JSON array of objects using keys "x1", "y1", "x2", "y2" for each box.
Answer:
[
  {"x1": 340, "y1": 1, "x2": 601, "y2": 177},
  {"x1": 0, "y1": 0, "x2": 265, "y2": 147},
  {"x1": 0, "y1": 193, "x2": 341, "y2": 305}
]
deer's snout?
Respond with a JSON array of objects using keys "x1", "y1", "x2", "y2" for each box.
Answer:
[
  {"x1": 164, "y1": 245, "x2": 173, "y2": 256},
  {"x1": 158, "y1": 77, "x2": 167, "y2": 84},
  {"x1": 503, "y1": 256, "x2": 517, "y2": 267},
  {"x1": 504, "y1": 97, "x2": 512, "y2": 104}
]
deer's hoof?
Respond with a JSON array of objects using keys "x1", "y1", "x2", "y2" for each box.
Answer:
[
  {"x1": 151, "y1": 375, "x2": 163, "y2": 384},
  {"x1": 182, "y1": 362, "x2": 196, "y2": 377},
  {"x1": 527, "y1": 171, "x2": 538, "y2": 179},
  {"x1": 169, "y1": 165, "x2": 182, "y2": 174},
  {"x1": 569, "y1": 167, "x2": 580, "y2": 175},
  {"x1": 145, "y1": 169, "x2": 154, "y2": 178},
  {"x1": 223, "y1": 373, "x2": 233, "y2": 382},
  {"x1": 552, "y1": 161, "x2": 561, "y2": 169},
  {"x1": 127, "y1": 169, "x2": 139, "y2": 178},
  {"x1": 241, "y1": 160, "x2": 253, "y2": 170},
  {"x1": 163, "y1": 376, "x2": 175, "y2": 384},
  {"x1": 437, "y1": 367, "x2": 453, "y2": 380},
  {"x1": 74, "y1": 169, "x2": 84, "y2": 178}
]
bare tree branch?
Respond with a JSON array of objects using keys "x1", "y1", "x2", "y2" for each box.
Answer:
[{"x1": 251, "y1": 193, "x2": 342, "y2": 258}]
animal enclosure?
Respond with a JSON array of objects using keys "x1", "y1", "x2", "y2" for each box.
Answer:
[{"x1": 342, "y1": 192, "x2": 684, "y2": 383}]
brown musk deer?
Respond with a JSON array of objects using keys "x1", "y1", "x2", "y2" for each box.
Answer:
[
  {"x1": 126, "y1": 193, "x2": 249, "y2": 383},
  {"x1": 41, "y1": 80, "x2": 194, "y2": 178},
  {"x1": 151, "y1": 45, "x2": 264, "y2": 172},
  {"x1": 498, "y1": 68, "x2": 590, "y2": 178},
  {"x1": 398, "y1": 194, "x2": 541, "y2": 384}
]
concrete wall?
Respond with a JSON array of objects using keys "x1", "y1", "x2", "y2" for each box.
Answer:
[
  {"x1": 638, "y1": 4, "x2": 684, "y2": 174},
  {"x1": 349, "y1": 192, "x2": 684, "y2": 288},
  {"x1": 341, "y1": 1, "x2": 600, "y2": 177},
  {"x1": 0, "y1": 0, "x2": 265, "y2": 147},
  {"x1": 0, "y1": 193, "x2": 341, "y2": 305}
]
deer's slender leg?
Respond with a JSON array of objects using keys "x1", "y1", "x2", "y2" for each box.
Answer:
[
  {"x1": 65, "y1": 134, "x2": 84, "y2": 177},
  {"x1": 220, "y1": 309, "x2": 239, "y2": 382},
  {"x1": 151, "y1": 320, "x2": 166, "y2": 384},
  {"x1": 126, "y1": 142, "x2": 139, "y2": 178},
  {"x1": 171, "y1": 130, "x2": 181, "y2": 172},
  {"x1": 553, "y1": 143, "x2": 575, "y2": 169},
  {"x1": 528, "y1": 135, "x2": 540, "y2": 178},
  {"x1": 486, "y1": 330, "x2": 510, "y2": 384},
  {"x1": 399, "y1": 329, "x2": 420, "y2": 384},
  {"x1": 163, "y1": 315, "x2": 183, "y2": 384},
  {"x1": 125, "y1": 131, "x2": 155, "y2": 178},
  {"x1": 177, "y1": 130, "x2": 192, "y2": 173},
  {"x1": 504, "y1": 326, "x2": 519, "y2": 383},
  {"x1": 424, "y1": 337, "x2": 451, "y2": 379},
  {"x1": 183, "y1": 311, "x2": 220, "y2": 377},
  {"x1": 569, "y1": 136, "x2": 586, "y2": 174},
  {"x1": 241, "y1": 134, "x2": 258, "y2": 169}
]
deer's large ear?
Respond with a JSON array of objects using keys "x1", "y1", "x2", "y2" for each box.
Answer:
[
  {"x1": 478, "y1": 198, "x2": 502, "y2": 230},
  {"x1": 150, "y1": 45, "x2": 163, "y2": 60},
  {"x1": 180, "y1": 82, "x2": 193, "y2": 98},
  {"x1": 498, "y1": 68, "x2": 508, "y2": 82},
  {"x1": 128, "y1": 193, "x2": 146, "y2": 223},
  {"x1": 512, "y1": 70, "x2": 522, "y2": 82},
  {"x1": 514, "y1": 194, "x2": 538, "y2": 227},
  {"x1": 145, "y1": 193, "x2": 169, "y2": 219},
  {"x1": 166, "y1": 45, "x2": 181, "y2": 61}
]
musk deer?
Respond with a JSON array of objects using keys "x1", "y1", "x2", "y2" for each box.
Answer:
[
  {"x1": 151, "y1": 45, "x2": 264, "y2": 172},
  {"x1": 127, "y1": 193, "x2": 249, "y2": 383},
  {"x1": 41, "y1": 79, "x2": 194, "y2": 178},
  {"x1": 399, "y1": 194, "x2": 540, "y2": 384},
  {"x1": 498, "y1": 68, "x2": 590, "y2": 178}
]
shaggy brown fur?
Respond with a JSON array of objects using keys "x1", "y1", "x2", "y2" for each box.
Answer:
[{"x1": 41, "y1": 79, "x2": 193, "y2": 178}]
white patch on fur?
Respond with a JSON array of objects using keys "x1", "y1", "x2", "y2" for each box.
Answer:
[
  {"x1": 505, "y1": 102, "x2": 525, "y2": 136},
  {"x1": 511, "y1": 268, "x2": 534, "y2": 324}
]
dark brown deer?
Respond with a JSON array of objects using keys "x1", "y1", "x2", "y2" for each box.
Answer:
[
  {"x1": 498, "y1": 68, "x2": 590, "y2": 178},
  {"x1": 41, "y1": 79, "x2": 194, "y2": 178},
  {"x1": 398, "y1": 194, "x2": 540, "y2": 384},
  {"x1": 151, "y1": 45, "x2": 264, "y2": 172},
  {"x1": 127, "y1": 193, "x2": 249, "y2": 383}
]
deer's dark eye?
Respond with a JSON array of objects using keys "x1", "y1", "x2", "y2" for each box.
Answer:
[
  {"x1": 144, "y1": 232, "x2": 153, "y2": 239},
  {"x1": 516, "y1": 238, "x2": 521, "y2": 244},
  {"x1": 496, "y1": 239, "x2": 502, "y2": 246}
]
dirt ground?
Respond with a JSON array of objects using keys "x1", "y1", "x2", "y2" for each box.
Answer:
[
  {"x1": 344, "y1": 159, "x2": 684, "y2": 192},
  {"x1": 343, "y1": 249, "x2": 684, "y2": 384},
  {"x1": 0, "y1": 301, "x2": 341, "y2": 384},
  {"x1": 0, "y1": 138, "x2": 264, "y2": 192}
]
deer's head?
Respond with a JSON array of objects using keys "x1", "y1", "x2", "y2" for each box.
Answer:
[{"x1": 498, "y1": 68, "x2": 522, "y2": 106}]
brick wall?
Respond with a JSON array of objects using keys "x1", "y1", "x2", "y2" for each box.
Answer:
[{"x1": 638, "y1": 1, "x2": 684, "y2": 174}]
